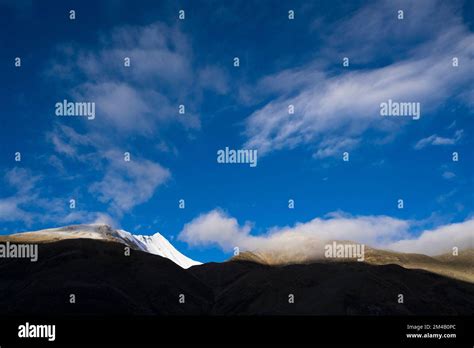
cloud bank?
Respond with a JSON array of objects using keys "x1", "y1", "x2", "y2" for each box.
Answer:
[{"x1": 179, "y1": 209, "x2": 473, "y2": 256}]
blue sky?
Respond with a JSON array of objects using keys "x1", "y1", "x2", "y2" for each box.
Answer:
[{"x1": 0, "y1": 0, "x2": 473, "y2": 262}]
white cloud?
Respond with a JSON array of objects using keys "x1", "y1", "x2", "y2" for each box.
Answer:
[
  {"x1": 243, "y1": 1, "x2": 474, "y2": 157},
  {"x1": 318, "y1": 0, "x2": 464, "y2": 63},
  {"x1": 47, "y1": 22, "x2": 226, "y2": 135},
  {"x1": 90, "y1": 212, "x2": 116, "y2": 227},
  {"x1": 90, "y1": 151, "x2": 171, "y2": 213},
  {"x1": 47, "y1": 155, "x2": 65, "y2": 173},
  {"x1": 386, "y1": 220, "x2": 474, "y2": 255},
  {"x1": 0, "y1": 168, "x2": 111, "y2": 227},
  {"x1": 179, "y1": 209, "x2": 473, "y2": 256},
  {"x1": 47, "y1": 126, "x2": 171, "y2": 215},
  {"x1": 4, "y1": 167, "x2": 41, "y2": 196},
  {"x1": 436, "y1": 189, "x2": 457, "y2": 204},
  {"x1": 198, "y1": 66, "x2": 230, "y2": 95},
  {"x1": 54, "y1": 211, "x2": 116, "y2": 227},
  {"x1": 314, "y1": 137, "x2": 360, "y2": 159},
  {"x1": 178, "y1": 209, "x2": 253, "y2": 251},
  {"x1": 42, "y1": 23, "x2": 213, "y2": 220},
  {"x1": 48, "y1": 131, "x2": 77, "y2": 157},
  {"x1": 0, "y1": 168, "x2": 42, "y2": 224},
  {"x1": 77, "y1": 82, "x2": 156, "y2": 134},
  {"x1": 414, "y1": 130, "x2": 463, "y2": 150},
  {"x1": 46, "y1": 125, "x2": 95, "y2": 162},
  {"x1": 442, "y1": 171, "x2": 456, "y2": 180},
  {"x1": 0, "y1": 199, "x2": 31, "y2": 223}
]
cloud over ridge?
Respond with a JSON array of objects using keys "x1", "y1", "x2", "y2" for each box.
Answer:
[{"x1": 179, "y1": 209, "x2": 473, "y2": 257}]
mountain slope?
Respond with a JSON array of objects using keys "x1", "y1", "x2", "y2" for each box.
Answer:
[
  {"x1": 1, "y1": 238, "x2": 473, "y2": 315},
  {"x1": 0, "y1": 224, "x2": 200, "y2": 269},
  {"x1": 190, "y1": 259, "x2": 474, "y2": 315},
  {"x1": 232, "y1": 244, "x2": 474, "y2": 283},
  {"x1": 0, "y1": 239, "x2": 211, "y2": 315},
  {"x1": 364, "y1": 247, "x2": 474, "y2": 283}
]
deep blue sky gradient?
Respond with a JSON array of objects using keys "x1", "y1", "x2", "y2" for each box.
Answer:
[{"x1": 0, "y1": 0, "x2": 472, "y2": 262}]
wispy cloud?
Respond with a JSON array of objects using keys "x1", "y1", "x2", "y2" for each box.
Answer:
[
  {"x1": 47, "y1": 22, "x2": 226, "y2": 135},
  {"x1": 414, "y1": 130, "x2": 463, "y2": 150},
  {"x1": 90, "y1": 150, "x2": 170, "y2": 214},
  {"x1": 442, "y1": 171, "x2": 456, "y2": 180},
  {"x1": 47, "y1": 125, "x2": 171, "y2": 216},
  {"x1": 243, "y1": 0, "x2": 473, "y2": 157},
  {"x1": 41, "y1": 21, "x2": 227, "y2": 222},
  {"x1": 0, "y1": 168, "x2": 40, "y2": 224},
  {"x1": 0, "y1": 167, "x2": 112, "y2": 227}
]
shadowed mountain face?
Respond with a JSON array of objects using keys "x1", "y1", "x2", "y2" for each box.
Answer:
[
  {"x1": 189, "y1": 261, "x2": 474, "y2": 315},
  {"x1": 0, "y1": 239, "x2": 212, "y2": 315},
  {"x1": 0, "y1": 239, "x2": 473, "y2": 315}
]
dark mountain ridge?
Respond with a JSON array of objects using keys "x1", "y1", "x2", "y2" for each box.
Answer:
[{"x1": 1, "y1": 239, "x2": 473, "y2": 315}]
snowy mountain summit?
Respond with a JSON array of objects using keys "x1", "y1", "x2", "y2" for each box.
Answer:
[{"x1": 6, "y1": 224, "x2": 201, "y2": 269}]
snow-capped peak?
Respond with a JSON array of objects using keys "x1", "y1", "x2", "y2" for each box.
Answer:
[
  {"x1": 9, "y1": 224, "x2": 201, "y2": 269},
  {"x1": 114, "y1": 229, "x2": 201, "y2": 269}
]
